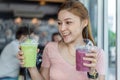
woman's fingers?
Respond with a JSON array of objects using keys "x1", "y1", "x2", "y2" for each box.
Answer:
[
  {"x1": 17, "y1": 50, "x2": 25, "y2": 67},
  {"x1": 19, "y1": 46, "x2": 21, "y2": 50},
  {"x1": 83, "y1": 57, "x2": 97, "y2": 67},
  {"x1": 83, "y1": 49, "x2": 98, "y2": 68},
  {"x1": 83, "y1": 47, "x2": 98, "y2": 72},
  {"x1": 20, "y1": 60, "x2": 25, "y2": 67},
  {"x1": 17, "y1": 51, "x2": 24, "y2": 59},
  {"x1": 83, "y1": 62, "x2": 96, "y2": 68},
  {"x1": 85, "y1": 53, "x2": 97, "y2": 58},
  {"x1": 83, "y1": 57, "x2": 97, "y2": 63}
]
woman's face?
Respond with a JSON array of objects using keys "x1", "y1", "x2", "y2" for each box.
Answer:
[{"x1": 57, "y1": 10, "x2": 86, "y2": 44}]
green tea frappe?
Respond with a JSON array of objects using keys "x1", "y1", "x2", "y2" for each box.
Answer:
[{"x1": 21, "y1": 39, "x2": 38, "y2": 67}]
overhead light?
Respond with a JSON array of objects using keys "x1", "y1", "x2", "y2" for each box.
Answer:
[
  {"x1": 28, "y1": 0, "x2": 65, "y2": 3},
  {"x1": 40, "y1": 0, "x2": 46, "y2": 5},
  {"x1": 14, "y1": 10, "x2": 44, "y2": 18}
]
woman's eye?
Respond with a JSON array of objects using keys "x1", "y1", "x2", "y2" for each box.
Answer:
[
  {"x1": 57, "y1": 22, "x2": 62, "y2": 25},
  {"x1": 66, "y1": 21, "x2": 72, "y2": 25}
]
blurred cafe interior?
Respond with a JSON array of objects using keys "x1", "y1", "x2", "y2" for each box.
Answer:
[{"x1": 0, "y1": 0, "x2": 120, "y2": 80}]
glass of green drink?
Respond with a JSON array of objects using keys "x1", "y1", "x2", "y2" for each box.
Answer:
[{"x1": 21, "y1": 39, "x2": 38, "y2": 67}]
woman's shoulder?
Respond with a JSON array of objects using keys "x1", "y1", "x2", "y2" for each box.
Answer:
[
  {"x1": 43, "y1": 42, "x2": 59, "y2": 56},
  {"x1": 45, "y1": 41, "x2": 58, "y2": 49}
]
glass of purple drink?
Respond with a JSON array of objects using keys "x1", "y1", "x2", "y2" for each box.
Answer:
[{"x1": 76, "y1": 46, "x2": 90, "y2": 72}]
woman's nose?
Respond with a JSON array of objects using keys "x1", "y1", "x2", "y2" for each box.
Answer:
[{"x1": 60, "y1": 23, "x2": 67, "y2": 31}]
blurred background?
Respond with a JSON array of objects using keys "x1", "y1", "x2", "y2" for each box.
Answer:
[{"x1": 0, "y1": 0, "x2": 119, "y2": 80}]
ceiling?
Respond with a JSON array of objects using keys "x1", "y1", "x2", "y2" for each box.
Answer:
[{"x1": 0, "y1": 0, "x2": 66, "y2": 19}]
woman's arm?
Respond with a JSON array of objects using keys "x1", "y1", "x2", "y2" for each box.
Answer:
[
  {"x1": 28, "y1": 67, "x2": 50, "y2": 80},
  {"x1": 40, "y1": 67, "x2": 50, "y2": 80},
  {"x1": 28, "y1": 67, "x2": 44, "y2": 80},
  {"x1": 98, "y1": 75, "x2": 105, "y2": 80}
]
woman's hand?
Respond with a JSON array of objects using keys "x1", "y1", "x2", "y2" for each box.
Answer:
[
  {"x1": 83, "y1": 47, "x2": 97, "y2": 73},
  {"x1": 17, "y1": 49, "x2": 25, "y2": 67},
  {"x1": 17, "y1": 47, "x2": 40, "y2": 67}
]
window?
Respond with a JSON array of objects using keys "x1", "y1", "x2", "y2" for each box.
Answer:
[
  {"x1": 81, "y1": 0, "x2": 116, "y2": 80},
  {"x1": 108, "y1": 0, "x2": 116, "y2": 80}
]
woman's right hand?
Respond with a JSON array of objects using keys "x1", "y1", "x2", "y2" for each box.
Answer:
[
  {"x1": 17, "y1": 50, "x2": 25, "y2": 67},
  {"x1": 17, "y1": 47, "x2": 40, "y2": 67}
]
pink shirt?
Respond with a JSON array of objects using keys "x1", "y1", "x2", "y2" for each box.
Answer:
[{"x1": 41, "y1": 42, "x2": 105, "y2": 80}]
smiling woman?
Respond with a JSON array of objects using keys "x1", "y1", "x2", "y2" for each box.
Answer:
[{"x1": 17, "y1": 0, "x2": 106, "y2": 80}]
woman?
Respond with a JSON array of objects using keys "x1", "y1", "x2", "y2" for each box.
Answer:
[{"x1": 18, "y1": 0, "x2": 105, "y2": 80}]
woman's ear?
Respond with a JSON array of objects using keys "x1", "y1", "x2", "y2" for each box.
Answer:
[{"x1": 82, "y1": 19, "x2": 88, "y2": 28}]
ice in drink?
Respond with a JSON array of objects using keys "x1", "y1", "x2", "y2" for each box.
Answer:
[{"x1": 21, "y1": 39, "x2": 38, "y2": 67}]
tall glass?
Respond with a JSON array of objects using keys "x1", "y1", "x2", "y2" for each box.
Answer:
[
  {"x1": 20, "y1": 39, "x2": 38, "y2": 67},
  {"x1": 76, "y1": 46, "x2": 90, "y2": 72}
]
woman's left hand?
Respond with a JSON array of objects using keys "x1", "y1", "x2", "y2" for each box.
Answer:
[{"x1": 83, "y1": 47, "x2": 97, "y2": 73}]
